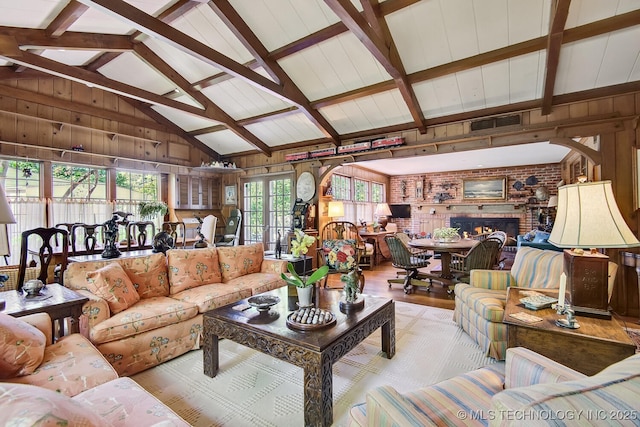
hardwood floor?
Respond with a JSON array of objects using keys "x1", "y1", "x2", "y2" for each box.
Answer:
[{"x1": 324, "y1": 258, "x2": 456, "y2": 310}]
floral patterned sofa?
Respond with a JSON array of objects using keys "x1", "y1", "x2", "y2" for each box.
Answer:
[
  {"x1": 64, "y1": 243, "x2": 288, "y2": 376},
  {"x1": 0, "y1": 312, "x2": 189, "y2": 426}
]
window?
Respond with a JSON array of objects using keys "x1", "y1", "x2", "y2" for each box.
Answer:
[
  {"x1": 114, "y1": 170, "x2": 161, "y2": 221},
  {"x1": 354, "y1": 179, "x2": 369, "y2": 202},
  {"x1": 372, "y1": 182, "x2": 383, "y2": 203},
  {"x1": 243, "y1": 175, "x2": 293, "y2": 250},
  {"x1": 331, "y1": 174, "x2": 351, "y2": 200},
  {"x1": 51, "y1": 164, "x2": 111, "y2": 228},
  {"x1": 1, "y1": 159, "x2": 45, "y2": 265}
]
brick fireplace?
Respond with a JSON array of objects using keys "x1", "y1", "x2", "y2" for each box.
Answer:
[{"x1": 450, "y1": 216, "x2": 520, "y2": 237}]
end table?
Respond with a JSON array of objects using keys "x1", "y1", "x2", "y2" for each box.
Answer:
[{"x1": 0, "y1": 283, "x2": 88, "y2": 343}]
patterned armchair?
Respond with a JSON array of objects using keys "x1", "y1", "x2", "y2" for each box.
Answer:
[{"x1": 318, "y1": 221, "x2": 366, "y2": 291}]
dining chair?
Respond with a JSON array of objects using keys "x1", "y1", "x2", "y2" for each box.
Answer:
[
  {"x1": 385, "y1": 234, "x2": 432, "y2": 294},
  {"x1": 126, "y1": 221, "x2": 156, "y2": 250},
  {"x1": 17, "y1": 227, "x2": 69, "y2": 291},
  {"x1": 70, "y1": 223, "x2": 104, "y2": 255},
  {"x1": 318, "y1": 221, "x2": 366, "y2": 291},
  {"x1": 162, "y1": 221, "x2": 186, "y2": 248},
  {"x1": 449, "y1": 237, "x2": 504, "y2": 284}
]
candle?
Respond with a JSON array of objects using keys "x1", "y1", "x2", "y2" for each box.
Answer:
[{"x1": 558, "y1": 272, "x2": 566, "y2": 307}]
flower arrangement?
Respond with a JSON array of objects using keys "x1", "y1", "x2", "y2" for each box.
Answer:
[
  {"x1": 433, "y1": 227, "x2": 460, "y2": 242},
  {"x1": 138, "y1": 201, "x2": 168, "y2": 220},
  {"x1": 281, "y1": 229, "x2": 329, "y2": 288}
]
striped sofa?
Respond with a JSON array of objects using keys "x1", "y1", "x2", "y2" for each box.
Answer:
[
  {"x1": 349, "y1": 347, "x2": 640, "y2": 426},
  {"x1": 453, "y1": 247, "x2": 563, "y2": 360}
]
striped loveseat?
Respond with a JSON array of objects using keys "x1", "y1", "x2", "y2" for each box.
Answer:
[
  {"x1": 349, "y1": 347, "x2": 640, "y2": 426},
  {"x1": 453, "y1": 246, "x2": 563, "y2": 360}
]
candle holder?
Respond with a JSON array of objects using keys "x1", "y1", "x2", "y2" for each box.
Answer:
[{"x1": 555, "y1": 304, "x2": 580, "y2": 329}]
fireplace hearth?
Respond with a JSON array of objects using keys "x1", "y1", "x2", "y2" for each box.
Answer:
[{"x1": 450, "y1": 217, "x2": 520, "y2": 237}]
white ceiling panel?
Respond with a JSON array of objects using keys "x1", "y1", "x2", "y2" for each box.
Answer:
[
  {"x1": 0, "y1": 0, "x2": 65, "y2": 29},
  {"x1": 67, "y1": 7, "x2": 136, "y2": 35},
  {"x1": 474, "y1": 0, "x2": 509, "y2": 53},
  {"x1": 596, "y1": 27, "x2": 640, "y2": 87},
  {"x1": 439, "y1": 0, "x2": 481, "y2": 61},
  {"x1": 172, "y1": 5, "x2": 253, "y2": 65},
  {"x1": 319, "y1": 90, "x2": 412, "y2": 134},
  {"x1": 555, "y1": 37, "x2": 609, "y2": 94},
  {"x1": 245, "y1": 113, "x2": 325, "y2": 147},
  {"x1": 144, "y1": 38, "x2": 223, "y2": 84},
  {"x1": 508, "y1": 52, "x2": 545, "y2": 102},
  {"x1": 507, "y1": 0, "x2": 550, "y2": 44},
  {"x1": 196, "y1": 130, "x2": 255, "y2": 155},
  {"x1": 98, "y1": 52, "x2": 175, "y2": 95},
  {"x1": 279, "y1": 32, "x2": 390, "y2": 101},
  {"x1": 481, "y1": 61, "x2": 511, "y2": 107},
  {"x1": 41, "y1": 49, "x2": 102, "y2": 66},
  {"x1": 566, "y1": 0, "x2": 622, "y2": 29},
  {"x1": 201, "y1": 76, "x2": 292, "y2": 121},
  {"x1": 231, "y1": 0, "x2": 340, "y2": 52},
  {"x1": 152, "y1": 104, "x2": 220, "y2": 132},
  {"x1": 456, "y1": 68, "x2": 487, "y2": 112}
]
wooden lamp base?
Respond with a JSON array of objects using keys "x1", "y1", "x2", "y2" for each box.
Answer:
[{"x1": 563, "y1": 249, "x2": 611, "y2": 319}]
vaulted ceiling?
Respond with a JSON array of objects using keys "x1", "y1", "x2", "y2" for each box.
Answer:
[{"x1": 0, "y1": 0, "x2": 638, "y2": 165}]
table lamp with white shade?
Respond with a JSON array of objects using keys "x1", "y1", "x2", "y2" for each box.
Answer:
[
  {"x1": 327, "y1": 201, "x2": 344, "y2": 220},
  {"x1": 374, "y1": 203, "x2": 392, "y2": 231},
  {"x1": 549, "y1": 180, "x2": 640, "y2": 319},
  {"x1": 0, "y1": 183, "x2": 16, "y2": 310}
]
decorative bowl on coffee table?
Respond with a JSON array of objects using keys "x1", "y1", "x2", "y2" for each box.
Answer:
[{"x1": 247, "y1": 295, "x2": 280, "y2": 312}]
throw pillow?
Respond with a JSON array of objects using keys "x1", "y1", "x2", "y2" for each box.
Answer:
[
  {"x1": 86, "y1": 263, "x2": 140, "y2": 314},
  {"x1": 167, "y1": 248, "x2": 222, "y2": 294},
  {"x1": 533, "y1": 230, "x2": 551, "y2": 243},
  {"x1": 0, "y1": 313, "x2": 46, "y2": 379},
  {"x1": 322, "y1": 239, "x2": 357, "y2": 271},
  {"x1": 217, "y1": 242, "x2": 264, "y2": 282},
  {"x1": 120, "y1": 253, "x2": 170, "y2": 298},
  {"x1": 0, "y1": 382, "x2": 110, "y2": 427}
]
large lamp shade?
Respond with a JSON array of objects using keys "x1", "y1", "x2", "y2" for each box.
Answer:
[
  {"x1": 327, "y1": 201, "x2": 344, "y2": 219},
  {"x1": 549, "y1": 180, "x2": 640, "y2": 318},
  {"x1": 374, "y1": 203, "x2": 392, "y2": 231}
]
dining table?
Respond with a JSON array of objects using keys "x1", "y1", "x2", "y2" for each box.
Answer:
[{"x1": 407, "y1": 238, "x2": 478, "y2": 284}]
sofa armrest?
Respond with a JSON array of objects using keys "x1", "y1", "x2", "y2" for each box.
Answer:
[
  {"x1": 19, "y1": 312, "x2": 53, "y2": 344},
  {"x1": 505, "y1": 347, "x2": 586, "y2": 389},
  {"x1": 261, "y1": 258, "x2": 289, "y2": 274},
  {"x1": 469, "y1": 269, "x2": 513, "y2": 290},
  {"x1": 74, "y1": 290, "x2": 110, "y2": 338},
  {"x1": 363, "y1": 385, "x2": 435, "y2": 426}
]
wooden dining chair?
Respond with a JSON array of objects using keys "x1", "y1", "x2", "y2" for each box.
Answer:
[
  {"x1": 449, "y1": 237, "x2": 504, "y2": 284},
  {"x1": 126, "y1": 221, "x2": 156, "y2": 250},
  {"x1": 385, "y1": 234, "x2": 432, "y2": 294},
  {"x1": 318, "y1": 221, "x2": 366, "y2": 291},
  {"x1": 162, "y1": 221, "x2": 186, "y2": 248},
  {"x1": 70, "y1": 223, "x2": 104, "y2": 255},
  {"x1": 17, "y1": 227, "x2": 69, "y2": 291}
]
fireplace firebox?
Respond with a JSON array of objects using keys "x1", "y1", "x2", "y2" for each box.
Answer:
[{"x1": 450, "y1": 217, "x2": 520, "y2": 237}]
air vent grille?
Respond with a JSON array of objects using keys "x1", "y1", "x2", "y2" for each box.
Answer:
[{"x1": 471, "y1": 114, "x2": 521, "y2": 131}]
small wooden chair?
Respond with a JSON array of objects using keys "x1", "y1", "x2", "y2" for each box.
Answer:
[
  {"x1": 162, "y1": 221, "x2": 186, "y2": 248},
  {"x1": 70, "y1": 223, "x2": 104, "y2": 255},
  {"x1": 126, "y1": 221, "x2": 156, "y2": 250},
  {"x1": 318, "y1": 221, "x2": 366, "y2": 292},
  {"x1": 18, "y1": 227, "x2": 69, "y2": 291}
]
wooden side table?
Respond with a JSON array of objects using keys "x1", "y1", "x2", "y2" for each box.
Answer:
[
  {"x1": 0, "y1": 283, "x2": 88, "y2": 343},
  {"x1": 503, "y1": 287, "x2": 635, "y2": 375}
]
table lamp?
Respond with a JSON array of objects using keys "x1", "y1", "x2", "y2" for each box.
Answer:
[
  {"x1": 327, "y1": 201, "x2": 344, "y2": 220},
  {"x1": 549, "y1": 180, "x2": 640, "y2": 319},
  {"x1": 0, "y1": 183, "x2": 16, "y2": 310},
  {"x1": 374, "y1": 203, "x2": 392, "y2": 231}
]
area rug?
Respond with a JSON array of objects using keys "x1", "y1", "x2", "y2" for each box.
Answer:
[{"x1": 132, "y1": 302, "x2": 498, "y2": 426}]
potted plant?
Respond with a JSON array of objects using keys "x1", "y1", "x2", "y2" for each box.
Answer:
[
  {"x1": 433, "y1": 227, "x2": 461, "y2": 242},
  {"x1": 138, "y1": 201, "x2": 168, "y2": 220},
  {"x1": 281, "y1": 229, "x2": 329, "y2": 306}
]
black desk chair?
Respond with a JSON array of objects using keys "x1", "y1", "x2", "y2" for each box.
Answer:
[{"x1": 18, "y1": 227, "x2": 69, "y2": 291}]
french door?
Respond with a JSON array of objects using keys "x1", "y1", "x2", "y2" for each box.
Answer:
[{"x1": 243, "y1": 174, "x2": 293, "y2": 251}]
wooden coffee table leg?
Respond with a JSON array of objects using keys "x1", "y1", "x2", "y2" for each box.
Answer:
[
  {"x1": 381, "y1": 317, "x2": 395, "y2": 359},
  {"x1": 203, "y1": 333, "x2": 219, "y2": 377},
  {"x1": 304, "y1": 352, "x2": 332, "y2": 427}
]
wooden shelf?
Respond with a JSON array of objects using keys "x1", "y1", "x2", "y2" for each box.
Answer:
[{"x1": 192, "y1": 167, "x2": 243, "y2": 174}]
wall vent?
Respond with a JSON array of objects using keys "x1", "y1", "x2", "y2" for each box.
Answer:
[{"x1": 471, "y1": 114, "x2": 521, "y2": 131}]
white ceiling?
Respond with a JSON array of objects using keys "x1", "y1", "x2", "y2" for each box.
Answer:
[
  {"x1": 0, "y1": 0, "x2": 637, "y2": 165},
  {"x1": 354, "y1": 142, "x2": 571, "y2": 175}
]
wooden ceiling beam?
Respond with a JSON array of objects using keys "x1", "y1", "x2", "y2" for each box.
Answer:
[
  {"x1": 0, "y1": 47, "x2": 223, "y2": 122},
  {"x1": 133, "y1": 42, "x2": 273, "y2": 155},
  {"x1": 209, "y1": 0, "x2": 341, "y2": 145},
  {"x1": 76, "y1": 0, "x2": 288, "y2": 102},
  {"x1": 541, "y1": 0, "x2": 572, "y2": 115},
  {"x1": 45, "y1": 0, "x2": 89, "y2": 38},
  {"x1": 0, "y1": 27, "x2": 132, "y2": 51}
]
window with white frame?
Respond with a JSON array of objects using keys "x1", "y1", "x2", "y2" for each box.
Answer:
[
  {"x1": 51, "y1": 163, "x2": 110, "y2": 226},
  {"x1": 243, "y1": 175, "x2": 293, "y2": 250},
  {"x1": 330, "y1": 174, "x2": 385, "y2": 225},
  {"x1": 114, "y1": 170, "x2": 161, "y2": 226},
  {"x1": 331, "y1": 174, "x2": 351, "y2": 200}
]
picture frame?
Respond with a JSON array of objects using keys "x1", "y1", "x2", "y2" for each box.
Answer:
[
  {"x1": 224, "y1": 185, "x2": 237, "y2": 205},
  {"x1": 462, "y1": 176, "x2": 506, "y2": 201}
]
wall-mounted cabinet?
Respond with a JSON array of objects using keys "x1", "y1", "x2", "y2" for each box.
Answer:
[{"x1": 174, "y1": 175, "x2": 219, "y2": 209}]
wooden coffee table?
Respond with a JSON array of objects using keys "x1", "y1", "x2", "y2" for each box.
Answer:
[
  {"x1": 203, "y1": 286, "x2": 395, "y2": 427},
  {"x1": 0, "y1": 283, "x2": 88, "y2": 343},
  {"x1": 504, "y1": 287, "x2": 635, "y2": 375}
]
